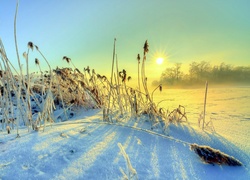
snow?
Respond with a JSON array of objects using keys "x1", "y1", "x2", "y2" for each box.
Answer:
[{"x1": 1, "y1": 109, "x2": 249, "y2": 179}]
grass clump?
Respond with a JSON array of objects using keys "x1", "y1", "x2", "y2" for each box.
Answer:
[{"x1": 190, "y1": 143, "x2": 242, "y2": 166}]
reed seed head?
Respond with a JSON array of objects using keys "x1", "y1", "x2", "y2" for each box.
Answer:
[
  {"x1": 75, "y1": 68, "x2": 81, "y2": 74},
  {"x1": 119, "y1": 69, "x2": 127, "y2": 82},
  {"x1": 143, "y1": 40, "x2": 149, "y2": 55},
  {"x1": 97, "y1": 74, "x2": 101, "y2": 79},
  {"x1": 102, "y1": 75, "x2": 107, "y2": 81},
  {"x1": 137, "y1": 54, "x2": 140, "y2": 63},
  {"x1": 159, "y1": 84, "x2": 162, "y2": 92},
  {"x1": 28, "y1": 42, "x2": 34, "y2": 51},
  {"x1": 35, "y1": 58, "x2": 40, "y2": 65},
  {"x1": 23, "y1": 52, "x2": 27, "y2": 58},
  {"x1": 63, "y1": 56, "x2": 71, "y2": 63},
  {"x1": 84, "y1": 66, "x2": 90, "y2": 73},
  {"x1": 159, "y1": 108, "x2": 164, "y2": 114}
]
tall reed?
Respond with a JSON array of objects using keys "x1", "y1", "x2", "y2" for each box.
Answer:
[
  {"x1": 203, "y1": 81, "x2": 208, "y2": 130},
  {"x1": 105, "y1": 38, "x2": 116, "y2": 122}
]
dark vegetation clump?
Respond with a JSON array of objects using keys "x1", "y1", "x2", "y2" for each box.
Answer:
[
  {"x1": 190, "y1": 143, "x2": 242, "y2": 166},
  {"x1": 156, "y1": 61, "x2": 250, "y2": 87}
]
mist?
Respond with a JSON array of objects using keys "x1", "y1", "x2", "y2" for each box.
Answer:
[{"x1": 153, "y1": 61, "x2": 250, "y2": 88}]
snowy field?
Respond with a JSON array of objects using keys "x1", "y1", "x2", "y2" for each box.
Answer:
[
  {"x1": 1, "y1": 97, "x2": 250, "y2": 179},
  {"x1": 154, "y1": 87, "x2": 250, "y2": 153}
]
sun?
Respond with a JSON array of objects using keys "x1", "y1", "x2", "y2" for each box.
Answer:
[{"x1": 156, "y1": 57, "x2": 164, "y2": 65}]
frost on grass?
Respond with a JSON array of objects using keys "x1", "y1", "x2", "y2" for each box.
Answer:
[
  {"x1": 0, "y1": 161, "x2": 13, "y2": 169},
  {"x1": 190, "y1": 143, "x2": 242, "y2": 166},
  {"x1": 118, "y1": 143, "x2": 138, "y2": 180}
]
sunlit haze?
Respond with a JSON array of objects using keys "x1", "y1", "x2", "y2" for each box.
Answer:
[
  {"x1": 156, "y1": 57, "x2": 164, "y2": 65},
  {"x1": 0, "y1": 0, "x2": 250, "y2": 84}
]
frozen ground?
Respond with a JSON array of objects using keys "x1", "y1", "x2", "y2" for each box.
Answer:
[{"x1": 0, "y1": 109, "x2": 249, "y2": 179}]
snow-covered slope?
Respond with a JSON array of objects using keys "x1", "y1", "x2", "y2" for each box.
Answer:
[{"x1": 0, "y1": 110, "x2": 249, "y2": 179}]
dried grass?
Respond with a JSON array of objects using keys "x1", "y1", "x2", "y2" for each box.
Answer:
[{"x1": 190, "y1": 143, "x2": 242, "y2": 166}]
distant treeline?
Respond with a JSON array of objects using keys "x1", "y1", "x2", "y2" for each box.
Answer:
[{"x1": 153, "y1": 61, "x2": 250, "y2": 87}]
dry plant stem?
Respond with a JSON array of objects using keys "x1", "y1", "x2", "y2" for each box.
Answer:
[
  {"x1": 134, "y1": 93, "x2": 138, "y2": 117},
  {"x1": 141, "y1": 62, "x2": 148, "y2": 111},
  {"x1": 112, "y1": 73, "x2": 118, "y2": 110},
  {"x1": 30, "y1": 46, "x2": 55, "y2": 130},
  {"x1": 126, "y1": 85, "x2": 147, "y2": 112},
  {"x1": 0, "y1": 99, "x2": 3, "y2": 130},
  {"x1": 124, "y1": 83, "x2": 133, "y2": 116},
  {"x1": 118, "y1": 143, "x2": 138, "y2": 180},
  {"x1": 141, "y1": 58, "x2": 146, "y2": 95},
  {"x1": 137, "y1": 56, "x2": 140, "y2": 91},
  {"x1": 0, "y1": 65, "x2": 8, "y2": 130},
  {"x1": 83, "y1": 69, "x2": 90, "y2": 87},
  {"x1": 36, "y1": 48, "x2": 52, "y2": 89},
  {"x1": 55, "y1": 75, "x2": 68, "y2": 120},
  {"x1": 0, "y1": 40, "x2": 26, "y2": 128},
  {"x1": 0, "y1": 38, "x2": 19, "y2": 75},
  {"x1": 106, "y1": 38, "x2": 116, "y2": 122},
  {"x1": 203, "y1": 81, "x2": 208, "y2": 130},
  {"x1": 2, "y1": 62, "x2": 26, "y2": 127},
  {"x1": 141, "y1": 57, "x2": 152, "y2": 104},
  {"x1": 14, "y1": 0, "x2": 22, "y2": 79},
  {"x1": 142, "y1": 41, "x2": 152, "y2": 104},
  {"x1": 70, "y1": 61, "x2": 77, "y2": 70},
  {"x1": 36, "y1": 60, "x2": 45, "y2": 95},
  {"x1": 25, "y1": 49, "x2": 32, "y2": 131},
  {"x1": 110, "y1": 38, "x2": 116, "y2": 86},
  {"x1": 14, "y1": 0, "x2": 21, "y2": 136},
  {"x1": 115, "y1": 56, "x2": 123, "y2": 115},
  {"x1": 141, "y1": 57, "x2": 154, "y2": 119},
  {"x1": 137, "y1": 55, "x2": 145, "y2": 109},
  {"x1": 36, "y1": 47, "x2": 57, "y2": 129},
  {"x1": 113, "y1": 72, "x2": 122, "y2": 114},
  {"x1": 35, "y1": 61, "x2": 46, "y2": 111},
  {"x1": 151, "y1": 84, "x2": 161, "y2": 102}
]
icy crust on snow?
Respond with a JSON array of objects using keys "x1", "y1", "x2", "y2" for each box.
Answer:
[{"x1": 0, "y1": 110, "x2": 249, "y2": 179}]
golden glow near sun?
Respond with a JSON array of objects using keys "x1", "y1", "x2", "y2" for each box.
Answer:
[
  {"x1": 152, "y1": 49, "x2": 168, "y2": 66},
  {"x1": 156, "y1": 57, "x2": 164, "y2": 65}
]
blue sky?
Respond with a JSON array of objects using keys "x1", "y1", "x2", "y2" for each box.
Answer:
[{"x1": 0, "y1": 0, "x2": 250, "y2": 80}]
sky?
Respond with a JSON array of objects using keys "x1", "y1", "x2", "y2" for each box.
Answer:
[{"x1": 0, "y1": 0, "x2": 250, "y2": 83}]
